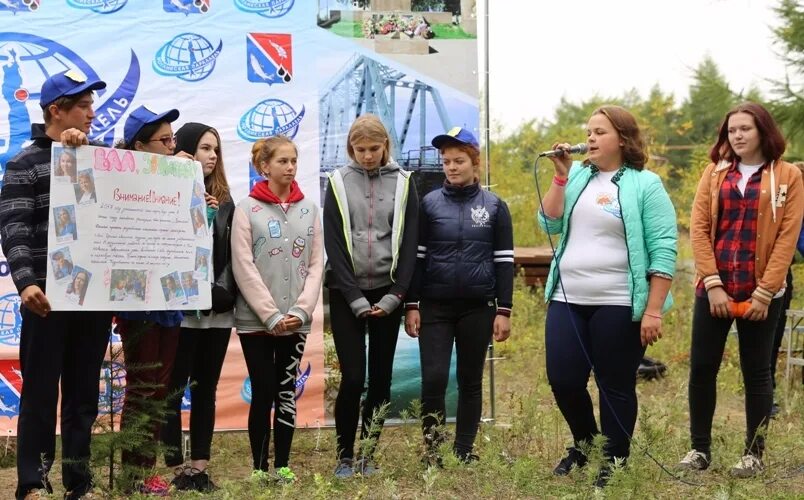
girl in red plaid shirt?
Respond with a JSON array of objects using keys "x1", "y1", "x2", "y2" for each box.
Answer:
[{"x1": 681, "y1": 102, "x2": 804, "y2": 478}]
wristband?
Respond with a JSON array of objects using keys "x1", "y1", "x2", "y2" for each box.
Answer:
[
  {"x1": 643, "y1": 312, "x2": 662, "y2": 319},
  {"x1": 553, "y1": 175, "x2": 568, "y2": 187}
]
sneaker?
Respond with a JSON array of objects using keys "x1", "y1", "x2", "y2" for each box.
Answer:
[
  {"x1": 456, "y1": 451, "x2": 479, "y2": 464},
  {"x1": 421, "y1": 450, "x2": 443, "y2": 469},
  {"x1": 594, "y1": 465, "x2": 612, "y2": 489},
  {"x1": 137, "y1": 475, "x2": 170, "y2": 496},
  {"x1": 189, "y1": 469, "x2": 218, "y2": 492},
  {"x1": 22, "y1": 490, "x2": 48, "y2": 500},
  {"x1": 275, "y1": 466, "x2": 297, "y2": 484},
  {"x1": 678, "y1": 449, "x2": 711, "y2": 471},
  {"x1": 553, "y1": 447, "x2": 588, "y2": 476},
  {"x1": 250, "y1": 469, "x2": 272, "y2": 485},
  {"x1": 730, "y1": 453, "x2": 764, "y2": 478},
  {"x1": 355, "y1": 457, "x2": 379, "y2": 476},
  {"x1": 63, "y1": 484, "x2": 98, "y2": 500},
  {"x1": 170, "y1": 465, "x2": 192, "y2": 491},
  {"x1": 333, "y1": 458, "x2": 354, "y2": 479},
  {"x1": 770, "y1": 401, "x2": 781, "y2": 419}
]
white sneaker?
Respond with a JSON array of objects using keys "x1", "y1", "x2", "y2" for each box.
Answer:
[
  {"x1": 730, "y1": 453, "x2": 763, "y2": 478},
  {"x1": 678, "y1": 449, "x2": 710, "y2": 471}
]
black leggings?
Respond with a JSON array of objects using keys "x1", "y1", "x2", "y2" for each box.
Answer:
[
  {"x1": 330, "y1": 286, "x2": 402, "y2": 460},
  {"x1": 418, "y1": 299, "x2": 494, "y2": 456},
  {"x1": 239, "y1": 332, "x2": 308, "y2": 470},
  {"x1": 545, "y1": 301, "x2": 645, "y2": 460},
  {"x1": 689, "y1": 295, "x2": 782, "y2": 456},
  {"x1": 162, "y1": 327, "x2": 231, "y2": 467}
]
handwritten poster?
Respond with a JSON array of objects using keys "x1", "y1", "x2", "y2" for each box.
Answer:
[{"x1": 46, "y1": 144, "x2": 212, "y2": 311}]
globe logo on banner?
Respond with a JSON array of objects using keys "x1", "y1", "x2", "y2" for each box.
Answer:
[
  {"x1": 240, "y1": 362, "x2": 312, "y2": 404},
  {"x1": 164, "y1": 0, "x2": 210, "y2": 15},
  {"x1": 0, "y1": 33, "x2": 140, "y2": 173},
  {"x1": 234, "y1": 0, "x2": 293, "y2": 18},
  {"x1": 153, "y1": 33, "x2": 223, "y2": 83},
  {"x1": 237, "y1": 99, "x2": 305, "y2": 141},
  {"x1": 247, "y1": 33, "x2": 293, "y2": 86},
  {"x1": 0, "y1": 0, "x2": 39, "y2": 13},
  {"x1": 66, "y1": 0, "x2": 128, "y2": 14},
  {"x1": 0, "y1": 293, "x2": 21, "y2": 346}
]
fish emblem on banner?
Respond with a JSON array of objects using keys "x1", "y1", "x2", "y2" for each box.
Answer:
[
  {"x1": 246, "y1": 33, "x2": 293, "y2": 85},
  {"x1": 237, "y1": 98, "x2": 305, "y2": 141},
  {"x1": 164, "y1": 0, "x2": 210, "y2": 15},
  {"x1": 153, "y1": 33, "x2": 222, "y2": 82},
  {"x1": 234, "y1": 0, "x2": 293, "y2": 18},
  {"x1": 0, "y1": 360, "x2": 21, "y2": 417},
  {"x1": 0, "y1": 0, "x2": 39, "y2": 14},
  {"x1": 66, "y1": 0, "x2": 128, "y2": 14}
]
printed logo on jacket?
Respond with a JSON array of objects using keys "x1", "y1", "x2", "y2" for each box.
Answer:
[{"x1": 153, "y1": 33, "x2": 222, "y2": 82}]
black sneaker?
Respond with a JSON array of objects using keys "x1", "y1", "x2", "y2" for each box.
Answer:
[
  {"x1": 770, "y1": 401, "x2": 781, "y2": 419},
  {"x1": 170, "y1": 465, "x2": 192, "y2": 491},
  {"x1": 678, "y1": 449, "x2": 711, "y2": 471},
  {"x1": 455, "y1": 450, "x2": 479, "y2": 464},
  {"x1": 189, "y1": 469, "x2": 218, "y2": 492},
  {"x1": 553, "y1": 447, "x2": 588, "y2": 476},
  {"x1": 594, "y1": 465, "x2": 612, "y2": 489}
]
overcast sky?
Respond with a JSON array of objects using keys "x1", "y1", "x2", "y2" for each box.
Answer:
[{"x1": 487, "y1": 0, "x2": 790, "y2": 133}]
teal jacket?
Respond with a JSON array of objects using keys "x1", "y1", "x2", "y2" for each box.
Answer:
[{"x1": 537, "y1": 162, "x2": 678, "y2": 321}]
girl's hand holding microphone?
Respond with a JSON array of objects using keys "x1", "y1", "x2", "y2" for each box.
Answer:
[{"x1": 546, "y1": 142, "x2": 574, "y2": 179}]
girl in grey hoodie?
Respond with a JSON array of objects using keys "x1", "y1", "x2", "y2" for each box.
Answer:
[{"x1": 324, "y1": 114, "x2": 419, "y2": 477}]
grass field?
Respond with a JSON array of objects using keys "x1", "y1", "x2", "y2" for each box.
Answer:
[
  {"x1": 326, "y1": 21, "x2": 475, "y2": 40},
  {"x1": 2, "y1": 250, "x2": 803, "y2": 498}
]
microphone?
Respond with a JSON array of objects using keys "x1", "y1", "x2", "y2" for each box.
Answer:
[{"x1": 538, "y1": 143, "x2": 588, "y2": 158}]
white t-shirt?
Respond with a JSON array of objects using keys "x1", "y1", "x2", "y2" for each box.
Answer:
[
  {"x1": 737, "y1": 162, "x2": 763, "y2": 195},
  {"x1": 553, "y1": 170, "x2": 631, "y2": 306}
]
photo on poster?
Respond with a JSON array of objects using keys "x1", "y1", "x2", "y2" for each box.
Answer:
[
  {"x1": 49, "y1": 247, "x2": 74, "y2": 282},
  {"x1": 190, "y1": 205, "x2": 207, "y2": 238},
  {"x1": 194, "y1": 247, "x2": 211, "y2": 280},
  {"x1": 73, "y1": 169, "x2": 97, "y2": 205},
  {"x1": 180, "y1": 271, "x2": 200, "y2": 302},
  {"x1": 65, "y1": 267, "x2": 91, "y2": 306},
  {"x1": 52, "y1": 146, "x2": 77, "y2": 184},
  {"x1": 191, "y1": 180, "x2": 205, "y2": 206},
  {"x1": 160, "y1": 271, "x2": 187, "y2": 306},
  {"x1": 53, "y1": 205, "x2": 78, "y2": 242},
  {"x1": 109, "y1": 269, "x2": 148, "y2": 303}
]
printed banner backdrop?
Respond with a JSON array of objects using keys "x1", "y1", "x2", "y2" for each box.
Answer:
[
  {"x1": 47, "y1": 145, "x2": 213, "y2": 311},
  {"x1": 0, "y1": 0, "x2": 479, "y2": 432}
]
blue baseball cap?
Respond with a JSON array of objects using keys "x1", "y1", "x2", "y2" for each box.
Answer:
[
  {"x1": 431, "y1": 127, "x2": 480, "y2": 149},
  {"x1": 39, "y1": 70, "x2": 106, "y2": 108},
  {"x1": 123, "y1": 105, "x2": 180, "y2": 145}
]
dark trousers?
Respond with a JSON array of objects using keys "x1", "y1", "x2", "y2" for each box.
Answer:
[
  {"x1": 689, "y1": 295, "x2": 782, "y2": 456},
  {"x1": 330, "y1": 286, "x2": 402, "y2": 460},
  {"x1": 162, "y1": 327, "x2": 231, "y2": 467},
  {"x1": 770, "y1": 269, "x2": 793, "y2": 391},
  {"x1": 16, "y1": 309, "x2": 111, "y2": 499},
  {"x1": 418, "y1": 299, "x2": 494, "y2": 456},
  {"x1": 545, "y1": 302, "x2": 645, "y2": 460},
  {"x1": 239, "y1": 332, "x2": 308, "y2": 470},
  {"x1": 117, "y1": 319, "x2": 181, "y2": 469}
]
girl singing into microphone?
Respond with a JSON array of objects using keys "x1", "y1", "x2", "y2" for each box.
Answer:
[{"x1": 537, "y1": 105, "x2": 677, "y2": 487}]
